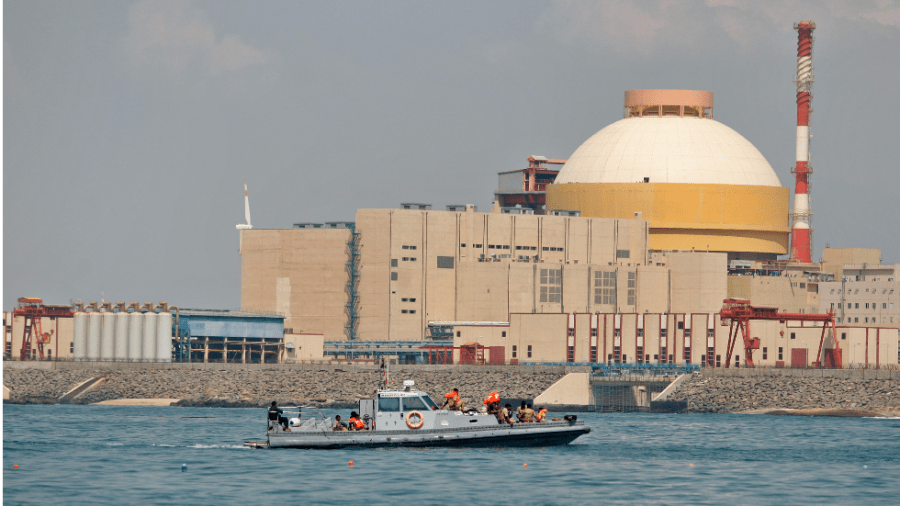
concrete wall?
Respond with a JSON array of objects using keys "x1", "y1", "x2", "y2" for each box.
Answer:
[{"x1": 282, "y1": 333, "x2": 324, "y2": 362}]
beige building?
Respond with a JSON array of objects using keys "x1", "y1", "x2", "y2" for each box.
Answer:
[
  {"x1": 451, "y1": 312, "x2": 897, "y2": 368},
  {"x1": 241, "y1": 207, "x2": 728, "y2": 343},
  {"x1": 5, "y1": 314, "x2": 74, "y2": 361}
]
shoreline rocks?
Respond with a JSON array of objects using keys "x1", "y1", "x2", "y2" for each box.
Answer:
[{"x1": 3, "y1": 368, "x2": 565, "y2": 410}]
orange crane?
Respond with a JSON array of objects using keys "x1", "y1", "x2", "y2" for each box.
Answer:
[
  {"x1": 720, "y1": 298, "x2": 841, "y2": 368},
  {"x1": 14, "y1": 297, "x2": 73, "y2": 360}
]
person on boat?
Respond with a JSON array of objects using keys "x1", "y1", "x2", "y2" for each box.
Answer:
[
  {"x1": 441, "y1": 388, "x2": 465, "y2": 411},
  {"x1": 348, "y1": 411, "x2": 367, "y2": 430},
  {"x1": 268, "y1": 401, "x2": 290, "y2": 432},
  {"x1": 535, "y1": 408, "x2": 549, "y2": 423},
  {"x1": 516, "y1": 401, "x2": 527, "y2": 422},
  {"x1": 484, "y1": 392, "x2": 501, "y2": 420},
  {"x1": 500, "y1": 403, "x2": 515, "y2": 425},
  {"x1": 521, "y1": 404, "x2": 536, "y2": 423},
  {"x1": 333, "y1": 415, "x2": 348, "y2": 431}
]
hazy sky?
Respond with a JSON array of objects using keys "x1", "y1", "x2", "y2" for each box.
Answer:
[{"x1": 4, "y1": 0, "x2": 899, "y2": 311}]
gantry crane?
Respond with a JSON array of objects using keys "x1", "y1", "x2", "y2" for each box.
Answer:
[
  {"x1": 720, "y1": 298, "x2": 841, "y2": 368},
  {"x1": 14, "y1": 297, "x2": 73, "y2": 360}
]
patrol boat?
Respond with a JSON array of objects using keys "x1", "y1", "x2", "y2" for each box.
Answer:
[{"x1": 250, "y1": 381, "x2": 590, "y2": 449}]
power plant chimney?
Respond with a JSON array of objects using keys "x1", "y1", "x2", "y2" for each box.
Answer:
[{"x1": 790, "y1": 20, "x2": 815, "y2": 263}]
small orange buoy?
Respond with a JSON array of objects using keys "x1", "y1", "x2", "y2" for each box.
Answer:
[
  {"x1": 349, "y1": 460, "x2": 354, "y2": 467},
  {"x1": 523, "y1": 463, "x2": 528, "y2": 468},
  {"x1": 13, "y1": 465, "x2": 18, "y2": 469},
  {"x1": 689, "y1": 463, "x2": 694, "y2": 467}
]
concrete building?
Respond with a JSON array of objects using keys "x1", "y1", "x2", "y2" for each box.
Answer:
[
  {"x1": 546, "y1": 90, "x2": 791, "y2": 260},
  {"x1": 240, "y1": 207, "x2": 730, "y2": 344},
  {"x1": 449, "y1": 311, "x2": 897, "y2": 369}
]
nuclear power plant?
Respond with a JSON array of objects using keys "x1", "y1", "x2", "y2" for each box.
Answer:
[{"x1": 4, "y1": 21, "x2": 899, "y2": 369}]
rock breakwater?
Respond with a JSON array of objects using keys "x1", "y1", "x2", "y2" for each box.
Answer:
[
  {"x1": 668, "y1": 375, "x2": 900, "y2": 416},
  {"x1": 3, "y1": 367, "x2": 566, "y2": 409}
]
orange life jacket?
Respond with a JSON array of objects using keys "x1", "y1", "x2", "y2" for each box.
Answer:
[
  {"x1": 349, "y1": 416, "x2": 365, "y2": 429},
  {"x1": 536, "y1": 408, "x2": 549, "y2": 421},
  {"x1": 484, "y1": 392, "x2": 500, "y2": 404},
  {"x1": 445, "y1": 391, "x2": 459, "y2": 402}
]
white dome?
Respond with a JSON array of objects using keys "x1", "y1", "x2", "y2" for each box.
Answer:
[{"x1": 555, "y1": 117, "x2": 782, "y2": 187}]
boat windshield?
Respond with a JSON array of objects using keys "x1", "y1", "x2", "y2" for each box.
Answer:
[{"x1": 421, "y1": 395, "x2": 438, "y2": 410}]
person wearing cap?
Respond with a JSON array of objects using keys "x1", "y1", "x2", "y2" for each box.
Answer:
[{"x1": 268, "y1": 401, "x2": 290, "y2": 432}]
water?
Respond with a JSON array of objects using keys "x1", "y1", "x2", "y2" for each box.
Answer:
[{"x1": 3, "y1": 405, "x2": 899, "y2": 505}]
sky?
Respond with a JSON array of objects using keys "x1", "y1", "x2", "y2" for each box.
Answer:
[{"x1": 3, "y1": 0, "x2": 899, "y2": 311}]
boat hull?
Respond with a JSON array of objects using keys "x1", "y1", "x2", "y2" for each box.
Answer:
[{"x1": 265, "y1": 422, "x2": 590, "y2": 449}]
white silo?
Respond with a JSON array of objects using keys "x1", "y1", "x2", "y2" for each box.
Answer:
[
  {"x1": 142, "y1": 312, "x2": 158, "y2": 362},
  {"x1": 87, "y1": 312, "x2": 102, "y2": 361},
  {"x1": 128, "y1": 312, "x2": 143, "y2": 361},
  {"x1": 156, "y1": 312, "x2": 173, "y2": 362},
  {"x1": 114, "y1": 312, "x2": 130, "y2": 361},
  {"x1": 73, "y1": 312, "x2": 88, "y2": 361},
  {"x1": 100, "y1": 312, "x2": 115, "y2": 361}
]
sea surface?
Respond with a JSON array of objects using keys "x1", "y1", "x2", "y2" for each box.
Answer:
[{"x1": 3, "y1": 404, "x2": 899, "y2": 505}]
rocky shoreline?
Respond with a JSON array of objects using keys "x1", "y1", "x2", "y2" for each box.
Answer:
[
  {"x1": 3, "y1": 367, "x2": 565, "y2": 409},
  {"x1": 667, "y1": 375, "x2": 900, "y2": 417}
]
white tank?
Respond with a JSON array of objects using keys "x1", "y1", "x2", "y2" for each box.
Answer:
[
  {"x1": 87, "y1": 312, "x2": 102, "y2": 361},
  {"x1": 100, "y1": 312, "x2": 115, "y2": 361},
  {"x1": 73, "y1": 312, "x2": 88, "y2": 361},
  {"x1": 142, "y1": 312, "x2": 158, "y2": 362},
  {"x1": 156, "y1": 312, "x2": 173, "y2": 362},
  {"x1": 128, "y1": 312, "x2": 143, "y2": 362},
  {"x1": 115, "y1": 312, "x2": 130, "y2": 361}
]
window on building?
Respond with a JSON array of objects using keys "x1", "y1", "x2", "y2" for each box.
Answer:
[
  {"x1": 591, "y1": 328, "x2": 597, "y2": 337},
  {"x1": 391, "y1": 259, "x2": 398, "y2": 267},
  {"x1": 616, "y1": 249, "x2": 630, "y2": 259},
  {"x1": 401, "y1": 298, "x2": 408, "y2": 302},
  {"x1": 410, "y1": 310, "x2": 416, "y2": 314},
  {"x1": 715, "y1": 355, "x2": 721, "y2": 368},
  {"x1": 527, "y1": 345, "x2": 532, "y2": 358},
  {"x1": 593, "y1": 271, "x2": 616, "y2": 305},
  {"x1": 883, "y1": 303, "x2": 888, "y2": 309},
  {"x1": 568, "y1": 328, "x2": 575, "y2": 337},
  {"x1": 456, "y1": 331, "x2": 461, "y2": 337},
  {"x1": 707, "y1": 329, "x2": 714, "y2": 338},
  {"x1": 501, "y1": 331, "x2": 506, "y2": 337},
  {"x1": 437, "y1": 256, "x2": 454, "y2": 269},
  {"x1": 627, "y1": 272, "x2": 636, "y2": 305},
  {"x1": 70, "y1": 343, "x2": 74, "y2": 354},
  {"x1": 661, "y1": 328, "x2": 667, "y2": 338},
  {"x1": 540, "y1": 269, "x2": 562, "y2": 303},
  {"x1": 763, "y1": 347, "x2": 768, "y2": 360},
  {"x1": 410, "y1": 257, "x2": 417, "y2": 261},
  {"x1": 855, "y1": 317, "x2": 859, "y2": 323},
  {"x1": 637, "y1": 328, "x2": 644, "y2": 337},
  {"x1": 865, "y1": 303, "x2": 869, "y2": 309},
  {"x1": 856, "y1": 303, "x2": 859, "y2": 309},
  {"x1": 410, "y1": 298, "x2": 416, "y2": 302},
  {"x1": 402, "y1": 257, "x2": 409, "y2": 261},
  {"x1": 790, "y1": 332, "x2": 796, "y2": 340},
  {"x1": 460, "y1": 244, "x2": 466, "y2": 247},
  {"x1": 685, "y1": 329, "x2": 692, "y2": 338},
  {"x1": 401, "y1": 310, "x2": 408, "y2": 314},
  {"x1": 391, "y1": 272, "x2": 398, "y2": 281},
  {"x1": 684, "y1": 347, "x2": 691, "y2": 362},
  {"x1": 677, "y1": 321, "x2": 684, "y2": 330},
  {"x1": 474, "y1": 244, "x2": 482, "y2": 248},
  {"x1": 512, "y1": 345, "x2": 517, "y2": 358},
  {"x1": 542, "y1": 247, "x2": 549, "y2": 251}
]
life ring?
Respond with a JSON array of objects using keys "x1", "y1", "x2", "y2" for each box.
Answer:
[{"x1": 405, "y1": 411, "x2": 424, "y2": 429}]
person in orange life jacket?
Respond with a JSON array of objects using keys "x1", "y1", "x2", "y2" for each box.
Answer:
[
  {"x1": 535, "y1": 408, "x2": 549, "y2": 423},
  {"x1": 484, "y1": 392, "x2": 501, "y2": 420},
  {"x1": 441, "y1": 388, "x2": 465, "y2": 411},
  {"x1": 348, "y1": 411, "x2": 367, "y2": 430}
]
